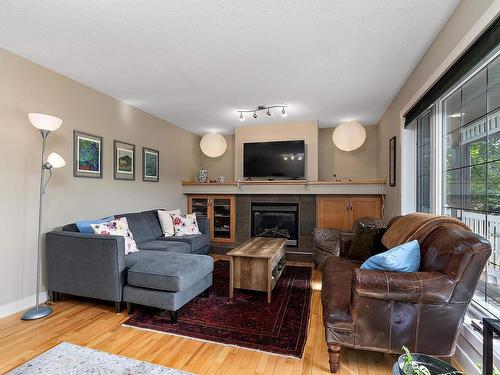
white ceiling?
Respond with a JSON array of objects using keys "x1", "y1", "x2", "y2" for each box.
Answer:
[{"x1": 0, "y1": 0, "x2": 459, "y2": 135}]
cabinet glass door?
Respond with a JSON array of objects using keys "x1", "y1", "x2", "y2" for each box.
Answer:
[
  {"x1": 190, "y1": 197, "x2": 209, "y2": 218},
  {"x1": 212, "y1": 197, "x2": 231, "y2": 240}
]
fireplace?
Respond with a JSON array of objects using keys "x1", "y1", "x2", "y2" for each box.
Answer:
[{"x1": 251, "y1": 202, "x2": 299, "y2": 246}]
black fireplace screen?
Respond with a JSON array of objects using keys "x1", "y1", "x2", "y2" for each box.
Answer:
[{"x1": 251, "y1": 203, "x2": 299, "y2": 246}]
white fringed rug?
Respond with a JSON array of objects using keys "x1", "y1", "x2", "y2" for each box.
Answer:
[{"x1": 7, "y1": 342, "x2": 190, "y2": 375}]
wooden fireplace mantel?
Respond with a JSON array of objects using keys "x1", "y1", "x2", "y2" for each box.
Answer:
[{"x1": 181, "y1": 179, "x2": 386, "y2": 195}]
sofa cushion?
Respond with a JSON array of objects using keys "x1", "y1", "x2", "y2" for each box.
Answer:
[
  {"x1": 159, "y1": 234, "x2": 209, "y2": 253},
  {"x1": 127, "y1": 253, "x2": 213, "y2": 292},
  {"x1": 157, "y1": 209, "x2": 181, "y2": 237},
  {"x1": 140, "y1": 210, "x2": 164, "y2": 239},
  {"x1": 76, "y1": 216, "x2": 114, "y2": 233},
  {"x1": 115, "y1": 212, "x2": 156, "y2": 244},
  {"x1": 171, "y1": 213, "x2": 201, "y2": 236},
  {"x1": 321, "y1": 256, "x2": 361, "y2": 330},
  {"x1": 90, "y1": 217, "x2": 139, "y2": 255},
  {"x1": 138, "y1": 240, "x2": 190, "y2": 253}
]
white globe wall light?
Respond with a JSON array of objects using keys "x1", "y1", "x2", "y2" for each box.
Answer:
[
  {"x1": 332, "y1": 121, "x2": 366, "y2": 151},
  {"x1": 200, "y1": 132, "x2": 227, "y2": 158}
]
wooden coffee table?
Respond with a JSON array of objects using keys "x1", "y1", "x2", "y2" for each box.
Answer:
[{"x1": 228, "y1": 237, "x2": 286, "y2": 303}]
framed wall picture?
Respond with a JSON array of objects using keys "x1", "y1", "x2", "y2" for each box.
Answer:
[
  {"x1": 114, "y1": 140, "x2": 135, "y2": 180},
  {"x1": 142, "y1": 147, "x2": 159, "y2": 182},
  {"x1": 73, "y1": 130, "x2": 103, "y2": 178},
  {"x1": 389, "y1": 136, "x2": 396, "y2": 187}
]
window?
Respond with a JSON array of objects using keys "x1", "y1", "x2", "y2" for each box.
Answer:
[
  {"x1": 416, "y1": 112, "x2": 431, "y2": 213},
  {"x1": 410, "y1": 52, "x2": 500, "y2": 316}
]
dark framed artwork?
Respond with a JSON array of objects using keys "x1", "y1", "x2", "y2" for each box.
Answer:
[
  {"x1": 113, "y1": 140, "x2": 135, "y2": 180},
  {"x1": 389, "y1": 136, "x2": 396, "y2": 187},
  {"x1": 73, "y1": 130, "x2": 103, "y2": 178},
  {"x1": 142, "y1": 147, "x2": 159, "y2": 182}
]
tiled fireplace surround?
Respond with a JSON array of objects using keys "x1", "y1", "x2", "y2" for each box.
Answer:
[{"x1": 235, "y1": 195, "x2": 316, "y2": 256}]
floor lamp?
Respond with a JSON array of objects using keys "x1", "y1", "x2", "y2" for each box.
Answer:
[{"x1": 21, "y1": 113, "x2": 66, "y2": 321}]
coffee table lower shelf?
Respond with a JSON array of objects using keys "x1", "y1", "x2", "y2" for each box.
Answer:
[{"x1": 228, "y1": 238, "x2": 287, "y2": 303}]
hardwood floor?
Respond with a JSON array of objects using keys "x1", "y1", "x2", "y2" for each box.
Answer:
[{"x1": 0, "y1": 259, "x2": 398, "y2": 374}]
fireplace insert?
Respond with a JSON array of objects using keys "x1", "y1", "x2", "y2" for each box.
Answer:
[{"x1": 251, "y1": 202, "x2": 299, "y2": 247}]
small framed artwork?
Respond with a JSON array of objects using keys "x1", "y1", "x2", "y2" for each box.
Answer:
[
  {"x1": 143, "y1": 147, "x2": 159, "y2": 182},
  {"x1": 389, "y1": 136, "x2": 396, "y2": 187},
  {"x1": 114, "y1": 140, "x2": 135, "y2": 180},
  {"x1": 73, "y1": 130, "x2": 103, "y2": 178}
]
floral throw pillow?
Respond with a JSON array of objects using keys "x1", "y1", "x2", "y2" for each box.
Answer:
[
  {"x1": 171, "y1": 213, "x2": 201, "y2": 236},
  {"x1": 91, "y1": 217, "x2": 139, "y2": 255}
]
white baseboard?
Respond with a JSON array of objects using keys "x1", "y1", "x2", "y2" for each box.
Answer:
[{"x1": 0, "y1": 291, "x2": 49, "y2": 319}]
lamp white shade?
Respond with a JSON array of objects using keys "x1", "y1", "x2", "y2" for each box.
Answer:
[
  {"x1": 200, "y1": 132, "x2": 227, "y2": 158},
  {"x1": 46, "y1": 152, "x2": 66, "y2": 168},
  {"x1": 332, "y1": 121, "x2": 366, "y2": 151},
  {"x1": 28, "y1": 113, "x2": 63, "y2": 132}
]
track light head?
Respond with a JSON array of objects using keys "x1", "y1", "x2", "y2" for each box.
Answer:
[
  {"x1": 267, "y1": 109, "x2": 271, "y2": 116},
  {"x1": 239, "y1": 112, "x2": 244, "y2": 121},
  {"x1": 281, "y1": 107, "x2": 287, "y2": 117},
  {"x1": 253, "y1": 112, "x2": 257, "y2": 119}
]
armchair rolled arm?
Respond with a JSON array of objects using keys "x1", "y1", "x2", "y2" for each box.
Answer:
[{"x1": 353, "y1": 269, "x2": 456, "y2": 304}]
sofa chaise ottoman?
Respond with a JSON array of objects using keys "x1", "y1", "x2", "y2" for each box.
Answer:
[
  {"x1": 124, "y1": 252, "x2": 213, "y2": 322},
  {"x1": 46, "y1": 208, "x2": 212, "y2": 313}
]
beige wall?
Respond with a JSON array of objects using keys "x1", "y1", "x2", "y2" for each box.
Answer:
[
  {"x1": 0, "y1": 48, "x2": 200, "y2": 309},
  {"x1": 234, "y1": 121, "x2": 319, "y2": 180},
  {"x1": 200, "y1": 135, "x2": 235, "y2": 181},
  {"x1": 318, "y1": 125, "x2": 378, "y2": 180},
  {"x1": 376, "y1": 0, "x2": 496, "y2": 220}
]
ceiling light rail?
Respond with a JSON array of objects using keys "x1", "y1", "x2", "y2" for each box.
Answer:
[{"x1": 237, "y1": 105, "x2": 287, "y2": 121}]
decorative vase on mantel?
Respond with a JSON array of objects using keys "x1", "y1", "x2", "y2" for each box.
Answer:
[{"x1": 197, "y1": 169, "x2": 208, "y2": 183}]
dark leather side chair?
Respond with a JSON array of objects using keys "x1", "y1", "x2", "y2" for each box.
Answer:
[{"x1": 321, "y1": 217, "x2": 491, "y2": 373}]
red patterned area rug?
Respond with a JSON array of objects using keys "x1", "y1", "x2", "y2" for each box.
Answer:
[{"x1": 123, "y1": 260, "x2": 312, "y2": 358}]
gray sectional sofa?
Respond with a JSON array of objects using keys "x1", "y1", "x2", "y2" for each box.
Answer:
[{"x1": 46, "y1": 209, "x2": 213, "y2": 321}]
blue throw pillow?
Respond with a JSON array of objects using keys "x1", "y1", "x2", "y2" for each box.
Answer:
[
  {"x1": 360, "y1": 240, "x2": 420, "y2": 272},
  {"x1": 76, "y1": 216, "x2": 114, "y2": 233}
]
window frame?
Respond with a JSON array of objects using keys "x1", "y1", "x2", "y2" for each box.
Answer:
[{"x1": 403, "y1": 47, "x2": 500, "y2": 317}]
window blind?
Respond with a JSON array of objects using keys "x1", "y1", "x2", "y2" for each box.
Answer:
[{"x1": 404, "y1": 16, "x2": 500, "y2": 127}]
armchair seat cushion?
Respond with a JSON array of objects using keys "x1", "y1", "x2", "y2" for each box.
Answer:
[
  {"x1": 137, "y1": 240, "x2": 190, "y2": 253},
  {"x1": 321, "y1": 256, "x2": 361, "y2": 329},
  {"x1": 159, "y1": 234, "x2": 210, "y2": 253},
  {"x1": 127, "y1": 253, "x2": 213, "y2": 292}
]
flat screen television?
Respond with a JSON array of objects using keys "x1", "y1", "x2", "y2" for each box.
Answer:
[{"x1": 243, "y1": 140, "x2": 305, "y2": 179}]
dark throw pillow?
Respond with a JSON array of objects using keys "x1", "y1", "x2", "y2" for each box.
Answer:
[{"x1": 347, "y1": 223, "x2": 387, "y2": 261}]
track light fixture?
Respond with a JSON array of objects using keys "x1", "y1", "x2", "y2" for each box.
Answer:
[{"x1": 237, "y1": 104, "x2": 288, "y2": 121}]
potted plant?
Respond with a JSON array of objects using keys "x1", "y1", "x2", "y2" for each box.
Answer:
[{"x1": 398, "y1": 346, "x2": 461, "y2": 375}]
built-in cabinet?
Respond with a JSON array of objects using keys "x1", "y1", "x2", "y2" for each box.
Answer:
[
  {"x1": 188, "y1": 195, "x2": 236, "y2": 243},
  {"x1": 316, "y1": 195, "x2": 382, "y2": 231}
]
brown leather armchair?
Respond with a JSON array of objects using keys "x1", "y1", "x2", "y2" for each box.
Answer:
[{"x1": 321, "y1": 214, "x2": 491, "y2": 373}]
